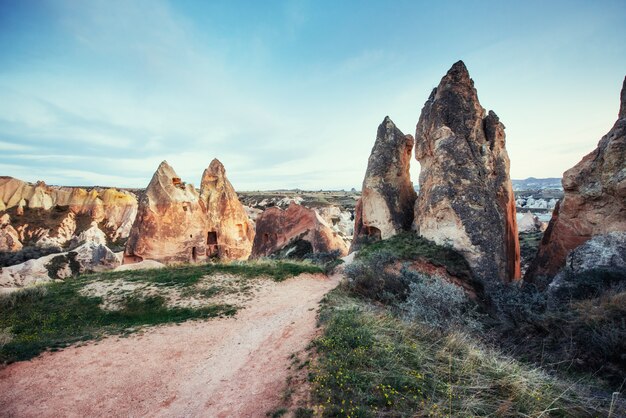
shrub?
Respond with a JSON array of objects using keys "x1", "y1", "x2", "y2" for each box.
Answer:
[
  {"x1": 304, "y1": 250, "x2": 343, "y2": 274},
  {"x1": 344, "y1": 250, "x2": 412, "y2": 304},
  {"x1": 400, "y1": 270, "x2": 483, "y2": 332}
]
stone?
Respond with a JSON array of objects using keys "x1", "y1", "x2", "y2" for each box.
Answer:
[
  {"x1": 114, "y1": 260, "x2": 166, "y2": 271},
  {"x1": 517, "y1": 212, "x2": 543, "y2": 233},
  {"x1": 124, "y1": 161, "x2": 208, "y2": 265},
  {"x1": 412, "y1": 61, "x2": 520, "y2": 284},
  {"x1": 0, "y1": 213, "x2": 22, "y2": 252},
  {"x1": 199, "y1": 159, "x2": 255, "y2": 260},
  {"x1": 70, "y1": 222, "x2": 108, "y2": 247},
  {"x1": 527, "y1": 76, "x2": 626, "y2": 280},
  {"x1": 548, "y1": 232, "x2": 626, "y2": 300},
  {"x1": 351, "y1": 116, "x2": 417, "y2": 251},
  {"x1": 0, "y1": 242, "x2": 120, "y2": 289},
  {"x1": 251, "y1": 202, "x2": 348, "y2": 258}
]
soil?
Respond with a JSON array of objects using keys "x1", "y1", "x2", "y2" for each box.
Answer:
[{"x1": 0, "y1": 272, "x2": 340, "y2": 417}]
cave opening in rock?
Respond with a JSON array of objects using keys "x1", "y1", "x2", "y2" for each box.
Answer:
[
  {"x1": 192, "y1": 247, "x2": 197, "y2": 262},
  {"x1": 365, "y1": 226, "x2": 381, "y2": 240},
  {"x1": 207, "y1": 231, "x2": 218, "y2": 257}
]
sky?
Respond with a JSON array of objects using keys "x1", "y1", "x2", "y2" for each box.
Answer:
[{"x1": 0, "y1": 0, "x2": 625, "y2": 191}]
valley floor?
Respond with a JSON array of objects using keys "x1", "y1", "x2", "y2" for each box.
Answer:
[{"x1": 0, "y1": 272, "x2": 339, "y2": 417}]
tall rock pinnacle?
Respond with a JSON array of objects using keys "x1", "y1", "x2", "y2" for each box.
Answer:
[
  {"x1": 526, "y1": 76, "x2": 626, "y2": 280},
  {"x1": 351, "y1": 116, "x2": 417, "y2": 251},
  {"x1": 124, "y1": 161, "x2": 208, "y2": 264},
  {"x1": 200, "y1": 158, "x2": 254, "y2": 260},
  {"x1": 413, "y1": 61, "x2": 520, "y2": 284}
]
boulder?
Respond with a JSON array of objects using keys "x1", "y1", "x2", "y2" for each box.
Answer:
[
  {"x1": 70, "y1": 222, "x2": 108, "y2": 247},
  {"x1": 527, "y1": 76, "x2": 626, "y2": 280},
  {"x1": 251, "y1": 203, "x2": 348, "y2": 258},
  {"x1": 124, "y1": 161, "x2": 208, "y2": 265},
  {"x1": 199, "y1": 159, "x2": 254, "y2": 260},
  {"x1": 0, "y1": 242, "x2": 120, "y2": 289},
  {"x1": 548, "y1": 232, "x2": 626, "y2": 300},
  {"x1": 412, "y1": 61, "x2": 520, "y2": 284},
  {"x1": 351, "y1": 116, "x2": 417, "y2": 251},
  {"x1": 517, "y1": 212, "x2": 543, "y2": 233},
  {"x1": 114, "y1": 260, "x2": 166, "y2": 271}
]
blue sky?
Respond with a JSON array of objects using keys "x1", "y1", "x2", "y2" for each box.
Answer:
[{"x1": 0, "y1": 0, "x2": 625, "y2": 190}]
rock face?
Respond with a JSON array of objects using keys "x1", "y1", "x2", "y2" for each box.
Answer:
[
  {"x1": 251, "y1": 203, "x2": 348, "y2": 258},
  {"x1": 527, "y1": 77, "x2": 626, "y2": 280},
  {"x1": 124, "y1": 161, "x2": 208, "y2": 265},
  {"x1": 0, "y1": 214, "x2": 22, "y2": 252},
  {"x1": 0, "y1": 242, "x2": 120, "y2": 290},
  {"x1": 351, "y1": 117, "x2": 417, "y2": 251},
  {"x1": 199, "y1": 159, "x2": 254, "y2": 260},
  {"x1": 548, "y1": 232, "x2": 626, "y2": 299},
  {"x1": 412, "y1": 61, "x2": 520, "y2": 284},
  {"x1": 0, "y1": 176, "x2": 138, "y2": 248}
]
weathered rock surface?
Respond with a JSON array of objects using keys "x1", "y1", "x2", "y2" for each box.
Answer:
[
  {"x1": 114, "y1": 260, "x2": 166, "y2": 272},
  {"x1": 517, "y1": 212, "x2": 544, "y2": 233},
  {"x1": 351, "y1": 117, "x2": 417, "y2": 251},
  {"x1": 0, "y1": 177, "x2": 138, "y2": 247},
  {"x1": 527, "y1": 76, "x2": 626, "y2": 280},
  {"x1": 0, "y1": 242, "x2": 120, "y2": 290},
  {"x1": 200, "y1": 159, "x2": 254, "y2": 260},
  {"x1": 251, "y1": 203, "x2": 348, "y2": 258},
  {"x1": 412, "y1": 61, "x2": 520, "y2": 284},
  {"x1": 548, "y1": 232, "x2": 626, "y2": 299},
  {"x1": 124, "y1": 161, "x2": 208, "y2": 265},
  {"x1": 0, "y1": 214, "x2": 22, "y2": 252}
]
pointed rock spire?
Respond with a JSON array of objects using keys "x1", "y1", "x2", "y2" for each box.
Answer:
[
  {"x1": 200, "y1": 158, "x2": 254, "y2": 260},
  {"x1": 350, "y1": 116, "x2": 417, "y2": 251},
  {"x1": 413, "y1": 61, "x2": 520, "y2": 284}
]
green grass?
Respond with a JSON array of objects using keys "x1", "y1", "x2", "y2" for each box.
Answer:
[
  {"x1": 356, "y1": 232, "x2": 473, "y2": 280},
  {"x1": 0, "y1": 260, "x2": 322, "y2": 363},
  {"x1": 309, "y1": 289, "x2": 613, "y2": 417}
]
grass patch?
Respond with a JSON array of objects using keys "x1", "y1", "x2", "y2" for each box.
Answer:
[
  {"x1": 356, "y1": 232, "x2": 472, "y2": 280},
  {"x1": 310, "y1": 289, "x2": 614, "y2": 417},
  {"x1": 0, "y1": 260, "x2": 321, "y2": 363}
]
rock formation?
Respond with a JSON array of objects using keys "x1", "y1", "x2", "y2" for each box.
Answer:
[
  {"x1": 517, "y1": 212, "x2": 544, "y2": 233},
  {"x1": 199, "y1": 159, "x2": 254, "y2": 260},
  {"x1": 251, "y1": 203, "x2": 348, "y2": 258},
  {"x1": 351, "y1": 117, "x2": 417, "y2": 251},
  {"x1": 0, "y1": 241, "x2": 120, "y2": 290},
  {"x1": 0, "y1": 176, "x2": 138, "y2": 247},
  {"x1": 548, "y1": 232, "x2": 626, "y2": 300},
  {"x1": 0, "y1": 214, "x2": 22, "y2": 252},
  {"x1": 527, "y1": 76, "x2": 626, "y2": 279},
  {"x1": 124, "y1": 161, "x2": 208, "y2": 264},
  {"x1": 412, "y1": 61, "x2": 520, "y2": 284}
]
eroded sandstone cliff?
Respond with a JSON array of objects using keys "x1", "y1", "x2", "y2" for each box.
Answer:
[
  {"x1": 124, "y1": 161, "x2": 208, "y2": 264},
  {"x1": 526, "y1": 76, "x2": 626, "y2": 280},
  {"x1": 251, "y1": 203, "x2": 348, "y2": 258}
]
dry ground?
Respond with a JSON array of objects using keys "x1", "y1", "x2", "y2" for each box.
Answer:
[{"x1": 0, "y1": 272, "x2": 340, "y2": 417}]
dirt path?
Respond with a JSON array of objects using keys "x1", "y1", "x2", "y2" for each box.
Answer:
[{"x1": 0, "y1": 273, "x2": 340, "y2": 417}]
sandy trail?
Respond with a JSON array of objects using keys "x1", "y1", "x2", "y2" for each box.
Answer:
[{"x1": 0, "y1": 273, "x2": 339, "y2": 417}]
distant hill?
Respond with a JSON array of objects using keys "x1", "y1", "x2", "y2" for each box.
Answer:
[{"x1": 511, "y1": 177, "x2": 562, "y2": 191}]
